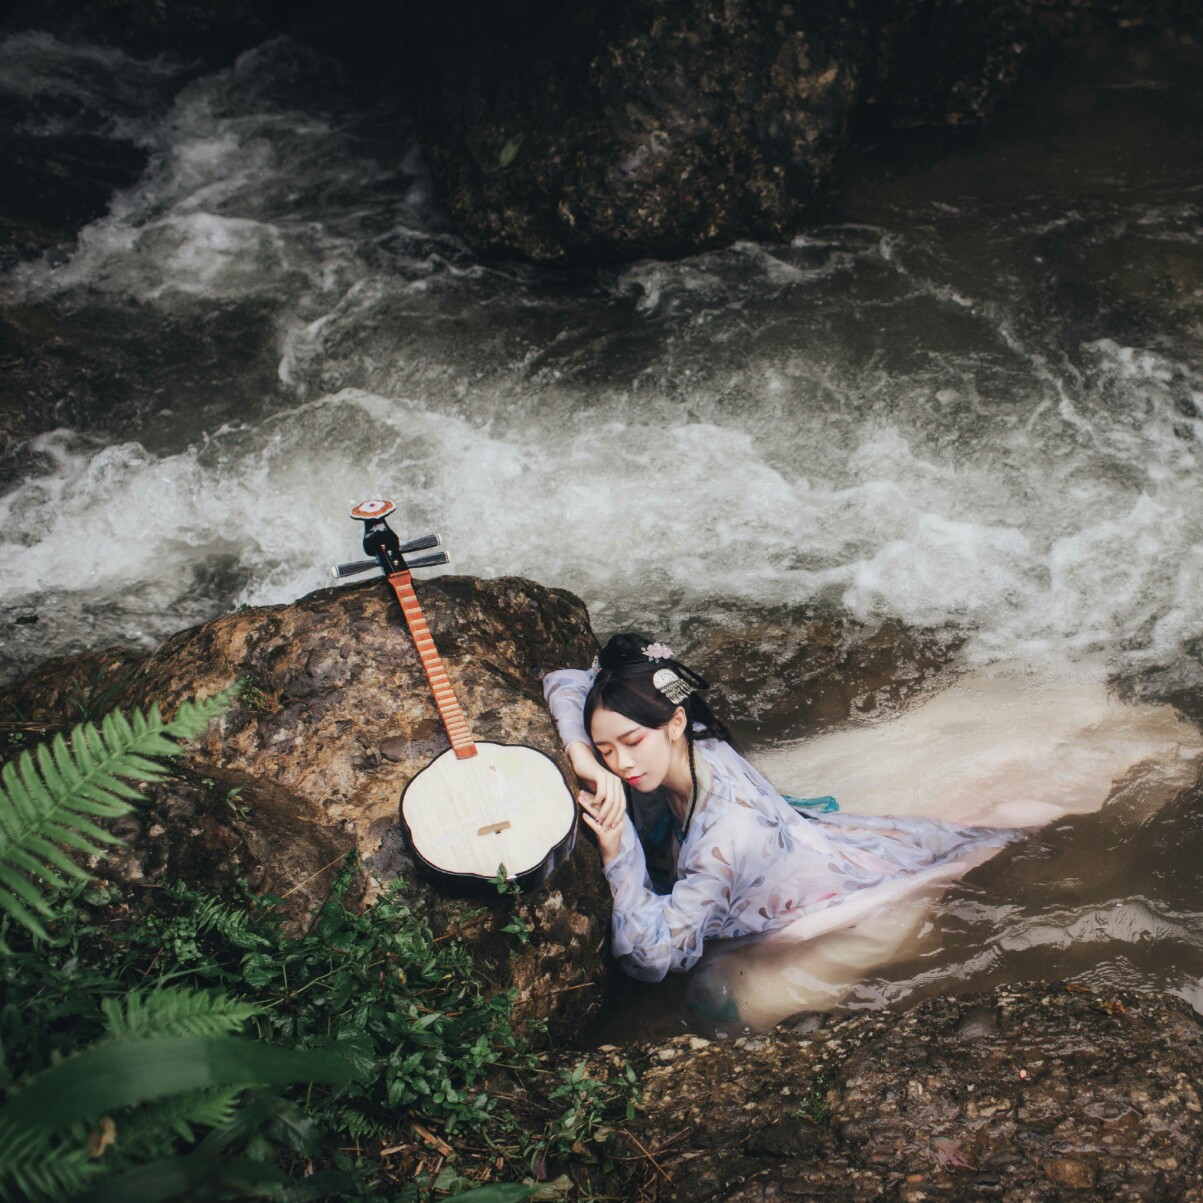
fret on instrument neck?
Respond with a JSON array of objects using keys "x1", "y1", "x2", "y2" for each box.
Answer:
[{"x1": 387, "y1": 571, "x2": 478, "y2": 760}]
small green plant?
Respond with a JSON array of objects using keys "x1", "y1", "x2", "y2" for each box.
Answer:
[
  {"x1": 0, "y1": 697, "x2": 645, "y2": 1201},
  {"x1": 526, "y1": 1058, "x2": 641, "y2": 1170},
  {"x1": 224, "y1": 785, "x2": 249, "y2": 819},
  {"x1": 792, "y1": 1074, "x2": 831, "y2": 1125}
]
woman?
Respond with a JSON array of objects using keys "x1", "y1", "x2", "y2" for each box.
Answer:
[{"x1": 544, "y1": 633, "x2": 1021, "y2": 983}]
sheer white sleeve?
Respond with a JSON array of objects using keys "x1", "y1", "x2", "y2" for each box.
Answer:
[
  {"x1": 542, "y1": 667, "x2": 597, "y2": 749},
  {"x1": 602, "y1": 813, "x2": 749, "y2": 982}
]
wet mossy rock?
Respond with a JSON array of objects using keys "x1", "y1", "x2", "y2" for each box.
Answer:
[
  {"x1": 607, "y1": 983, "x2": 1203, "y2": 1201},
  {"x1": 413, "y1": 0, "x2": 868, "y2": 264},
  {"x1": 0, "y1": 576, "x2": 605, "y2": 1038},
  {"x1": 402, "y1": 0, "x2": 1203, "y2": 264}
]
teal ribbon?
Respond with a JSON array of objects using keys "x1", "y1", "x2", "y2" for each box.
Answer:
[{"x1": 783, "y1": 793, "x2": 839, "y2": 814}]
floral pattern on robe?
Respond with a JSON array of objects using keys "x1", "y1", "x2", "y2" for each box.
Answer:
[{"x1": 544, "y1": 667, "x2": 1019, "y2": 982}]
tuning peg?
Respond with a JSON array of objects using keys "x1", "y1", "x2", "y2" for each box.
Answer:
[
  {"x1": 331, "y1": 558, "x2": 380, "y2": 579},
  {"x1": 400, "y1": 533, "x2": 441, "y2": 554},
  {"x1": 406, "y1": 550, "x2": 450, "y2": 570}
]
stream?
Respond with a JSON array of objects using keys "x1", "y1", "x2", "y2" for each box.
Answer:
[{"x1": 3, "y1": 29, "x2": 1203, "y2": 1036}]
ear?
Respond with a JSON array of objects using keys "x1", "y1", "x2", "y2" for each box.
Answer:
[{"x1": 665, "y1": 705, "x2": 688, "y2": 742}]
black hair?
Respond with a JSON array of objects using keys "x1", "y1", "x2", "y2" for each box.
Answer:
[{"x1": 582, "y1": 633, "x2": 737, "y2": 750}]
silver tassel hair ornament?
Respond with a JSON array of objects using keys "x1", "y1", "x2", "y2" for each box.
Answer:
[{"x1": 652, "y1": 668, "x2": 694, "y2": 705}]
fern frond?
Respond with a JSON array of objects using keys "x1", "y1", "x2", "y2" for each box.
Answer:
[
  {"x1": 101, "y1": 986, "x2": 259, "y2": 1041},
  {"x1": 328, "y1": 1105, "x2": 396, "y2": 1142},
  {"x1": 190, "y1": 894, "x2": 271, "y2": 950},
  {"x1": 0, "y1": 1118, "x2": 99, "y2": 1203},
  {"x1": 0, "y1": 687, "x2": 236, "y2": 945},
  {"x1": 114, "y1": 1085, "x2": 246, "y2": 1154}
]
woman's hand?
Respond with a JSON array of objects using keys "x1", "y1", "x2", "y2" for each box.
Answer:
[
  {"x1": 566, "y1": 740, "x2": 626, "y2": 830},
  {"x1": 577, "y1": 789, "x2": 624, "y2": 864}
]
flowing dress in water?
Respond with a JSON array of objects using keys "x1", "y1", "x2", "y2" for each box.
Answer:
[{"x1": 544, "y1": 668, "x2": 1022, "y2": 983}]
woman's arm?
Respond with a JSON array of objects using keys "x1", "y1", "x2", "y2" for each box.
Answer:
[
  {"x1": 543, "y1": 667, "x2": 625, "y2": 829},
  {"x1": 542, "y1": 668, "x2": 595, "y2": 748},
  {"x1": 598, "y1": 823, "x2": 737, "y2": 982}
]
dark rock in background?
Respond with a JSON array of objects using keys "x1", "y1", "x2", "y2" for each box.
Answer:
[
  {"x1": 5, "y1": 0, "x2": 1203, "y2": 267},
  {"x1": 395, "y1": 0, "x2": 1203, "y2": 263},
  {"x1": 678, "y1": 602, "x2": 963, "y2": 742},
  {"x1": 407, "y1": 0, "x2": 867, "y2": 264}
]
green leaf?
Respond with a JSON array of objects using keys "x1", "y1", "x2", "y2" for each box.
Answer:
[
  {"x1": 75, "y1": 1151, "x2": 295, "y2": 1203},
  {"x1": 444, "y1": 1184, "x2": 538, "y2": 1203},
  {"x1": 498, "y1": 134, "x2": 524, "y2": 168},
  {"x1": 0, "y1": 1120, "x2": 98, "y2": 1202},
  {"x1": 0, "y1": 1035, "x2": 354, "y2": 1133},
  {"x1": 101, "y1": 986, "x2": 260, "y2": 1041}
]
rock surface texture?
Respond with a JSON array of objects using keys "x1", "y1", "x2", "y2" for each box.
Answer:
[
  {"x1": 403, "y1": 0, "x2": 1203, "y2": 263},
  {"x1": 615, "y1": 982, "x2": 1203, "y2": 1201},
  {"x1": 412, "y1": 0, "x2": 866, "y2": 264},
  {"x1": 0, "y1": 575, "x2": 607, "y2": 1037}
]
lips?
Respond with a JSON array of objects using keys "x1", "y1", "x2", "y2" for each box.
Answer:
[{"x1": 626, "y1": 774, "x2": 644, "y2": 786}]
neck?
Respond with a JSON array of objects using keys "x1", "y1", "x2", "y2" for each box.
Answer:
[{"x1": 663, "y1": 737, "x2": 696, "y2": 817}]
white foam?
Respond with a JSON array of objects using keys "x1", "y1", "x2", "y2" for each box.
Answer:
[
  {"x1": 4, "y1": 364, "x2": 1203, "y2": 680},
  {"x1": 6, "y1": 39, "x2": 1203, "y2": 688}
]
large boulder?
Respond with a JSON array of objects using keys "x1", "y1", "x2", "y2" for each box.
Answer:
[
  {"x1": 0, "y1": 574, "x2": 608, "y2": 1038},
  {"x1": 410, "y1": 0, "x2": 867, "y2": 264},
  {"x1": 401, "y1": 0, "x2": 1203, "y2": 264}
]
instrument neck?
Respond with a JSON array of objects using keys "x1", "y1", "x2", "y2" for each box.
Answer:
[{"x1": 387, "y1": 571, "x2": 478, "y2": 761}]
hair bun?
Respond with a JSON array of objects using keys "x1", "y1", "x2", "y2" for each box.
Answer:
[{"x1": 596, "y1": 632, "x2": 656, "y2": 671}]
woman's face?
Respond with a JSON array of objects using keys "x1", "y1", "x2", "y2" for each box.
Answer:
[{"x1": 589, "y1": 704, "x2": 683, "y2": 793}]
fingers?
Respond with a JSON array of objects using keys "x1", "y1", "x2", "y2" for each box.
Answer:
[
  {"x1": 578, "y1": 789, "x2": 623, "y2": 834},
  {"x1": 578, "y1": 798, "x2": 622, "y2": 863},
  {"x1": 582, "y1": 767, "x2": 624, "y2": 823},
  {"x1": 597, "y1": 778, "x2": 626, "y2": 828}
]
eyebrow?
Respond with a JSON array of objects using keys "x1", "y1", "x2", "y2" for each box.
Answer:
[{"x1": 595, "y1": 726, "x2": 642, "y2": 744}]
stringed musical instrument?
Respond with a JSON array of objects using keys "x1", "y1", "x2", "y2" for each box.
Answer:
[{"x1": 335, "y1": 500, "x2": 576, "y2": 893}]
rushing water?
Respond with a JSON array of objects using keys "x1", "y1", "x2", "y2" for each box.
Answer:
[{"x1": 3, "y1": 30, "x2": 1203, "y2": 1035}]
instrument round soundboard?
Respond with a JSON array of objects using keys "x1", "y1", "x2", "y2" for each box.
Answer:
[{"x1": 400, "y1": 741, "x2": 576, "y2": 890}]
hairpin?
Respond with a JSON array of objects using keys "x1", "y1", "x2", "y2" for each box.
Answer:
[{"x1": 653, "y1": 667, "x2": 694, "y2": 705}]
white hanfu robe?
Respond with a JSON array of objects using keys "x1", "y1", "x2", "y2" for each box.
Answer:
[{"x1": 544, "y1": 667, "x2": 1020, "y2": 983}]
